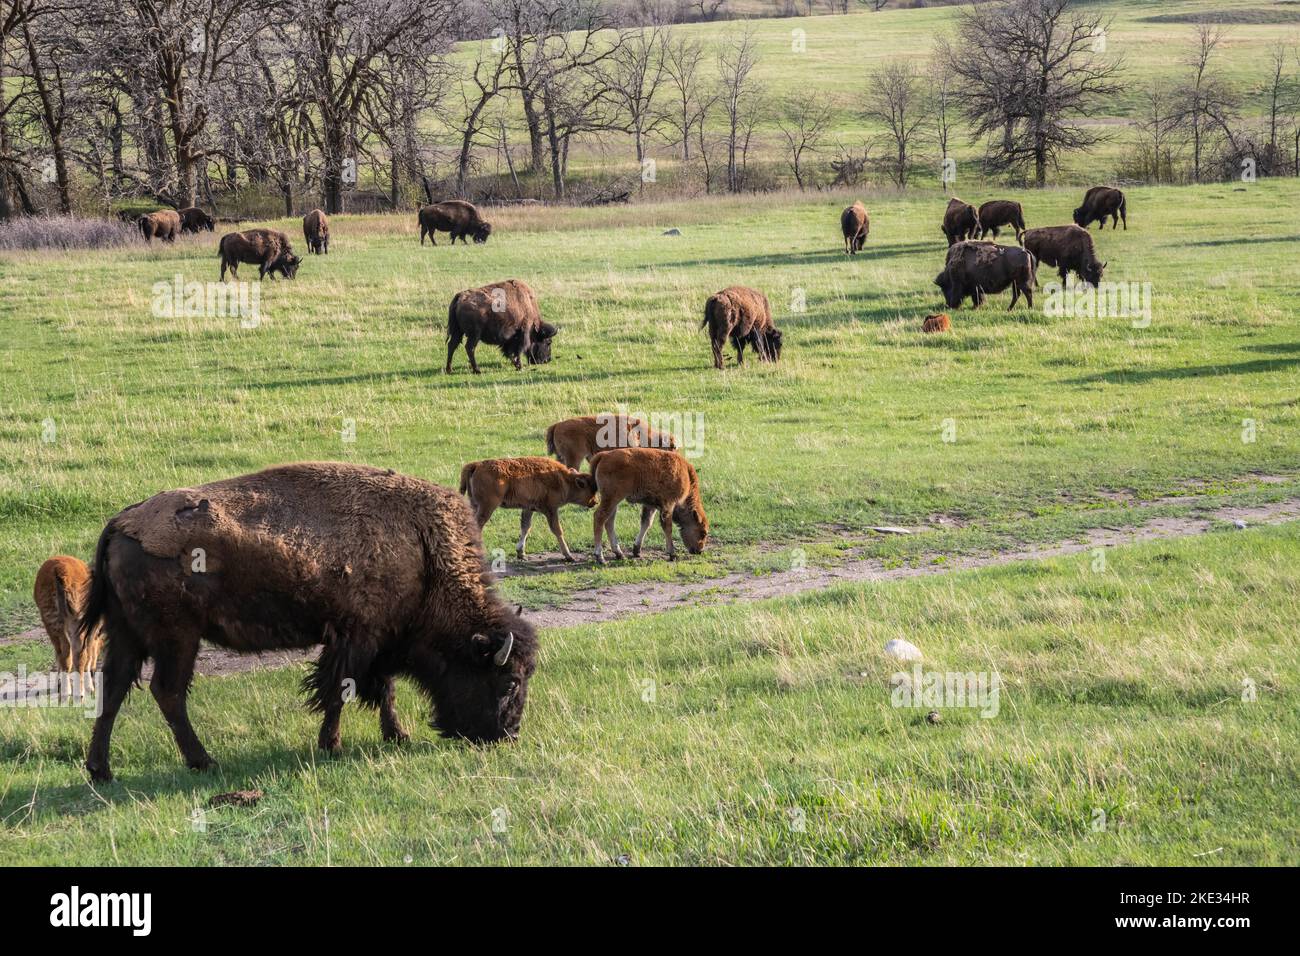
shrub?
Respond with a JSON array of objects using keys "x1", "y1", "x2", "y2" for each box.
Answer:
[{"x1": 0, "y1": 215, "x2": 139, "y2": 251}]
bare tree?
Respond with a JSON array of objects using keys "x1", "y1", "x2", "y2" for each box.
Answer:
[
  {"x1": 716, "y1": 26, "x2": 762, "y2": 193},
  {"x1": 928, "y1": 41, "x2": 957, "y2": 192},
  {"x1": 455, "y1": 34, "x2": 513, "y2": 197},
  {"x1": 1133, "y1": 80, "x2": 1183, "y2": 184},
  {"x1": 776, "y1": 94, "x2": 833, "y2": 189},
  {"x1": 947, "y1": 0, "x2": 1123, "y2": 186},
  {"x1": 1, "y1": 0, "x2": 41, "y2": 217},
  {"x1": 865, "y1": 59, "x2": 927, "y2": 188},
  {"x1": 663, "y1": 30, "x2": 706, "y2": 162},
  {"x1": 1175, "y1": 24, "x2": 1237, "y2": 183},
  {"x1": 603, "y1": 24, "x2": 671, "y2": 187}
]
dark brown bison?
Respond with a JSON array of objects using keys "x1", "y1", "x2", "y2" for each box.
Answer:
[
  {"x1": 1073, "y1": 186, "x2": 1126, "y2": 230},
  {"x1": 303, "y1": 208, "x2": 329, "y2": 254},
  {"x1": 78, "y1": 462, "x2": 537, "y2": 781},
  {"x1": 977, "y1": 200, "x2": 1026, "y2": 242},
  {"x1": 702, "y1": 286, "x2": 783, "y2": 370},
  {"x1": 446, "y1": 278, "x2": 555, "y2": 374},
  {"x1": 218, "y1": 228, "x2": 301, "y2": 280},
  {"x1": 934, "y1": 241, "x2": 1038, "y2": 310},
  {"x1": 841, "y1": 201, "x2": 869, "y2": 254},
  {"x1": 178, "y1": 207, "x2": 214, "y2": 234},
  {"x1": 419, "y1": 200, "x2": 492, "y2": 245},
  {"x1": 590, "y1": 448, "x2": 708, "y2": 563},
  {"x1": 546, "y1": 414, "x2": 677, "y2": 470},
  {"x1": 139, "y1": 210, "x2": 181, "y2": 243},
  {"x1": 1021, "y1": 225, "x2": 1106, "y2": 287},
  {"x1": 460, "y1": 457, "x2": 597, "y2": 562},
  {"x1": 942, "y1": 197, "x2": 980, "y2": 246}
]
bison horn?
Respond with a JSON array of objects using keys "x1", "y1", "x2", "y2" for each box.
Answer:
[{"x1": 494, "y1": 632, "x2": 515, "y2": 667}]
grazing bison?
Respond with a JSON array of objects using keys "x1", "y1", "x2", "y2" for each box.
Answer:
[
  {"x1": 1021, "y1": 225, "x2": 1106, "y2": 287},
  {"x1": 546, "y1": 414, "x2": 677, "y2": 470},
  {"x1": 1073, "y1": 186, "x2": 1126, "y2": 230},
  {"x1": 702, "y1": 286, "x2": 783, "y2": 370},
  {"x1": 34, "y1": 556, "x2": 103, "y2": 699},
  {"x1": 942, "y1": 197, "x2": 980, "y2": 246},
  {"x1": 139, "y1": 210, "x2": 181, "y2": 243},
  {"x1": 419, "y1": 200, "x2": 492, "y2": 245},
  {"x1": 218, "y1": 228, "x2": 301, "y2": 280},
  {"x1": 934, "y1": 241, "x2": 1038, "y2": 310},
  {"x1": 178, "y1": 207, "x2": 214, "y2": 234},
  {"x1": 590, "y1": 448, "x2": 707, "y2": 564},
  {"x1": 460, "y1": 457, "x2": 597, "y2": 562},
  {"x1": 303, "y1": 208, "x2": 329, "y2": 254},
  {"x1": 78, "y1": 462, "x2": 537, "y2": 781},
  {"x1": 922, "y1": 313, "x2": 951, "y2": 333},
  {"x1": 841, "y1": 201, "x2": 870, "y2": 254},
  {"x1": 977, "y1": 200, "x2": 1026, "y2": 242},
  {"x1": 446, "y1": 278, "x2": 555, "y2": 374}
]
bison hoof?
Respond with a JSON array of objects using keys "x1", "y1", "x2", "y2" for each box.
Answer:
[
  {"x1": 86, "y1": 762, "x2": 113, "y2": 783},
  {"x1": 516, "y1": 550, "x2": 526, "y2": 561},
  {"x1": 383, "y1": 730, "x2": 410, "y2": 745},
  {"x1": 631, "y1": 547, "x2": 642, "y2": 558},
  {"x1": 594, "y1": 554, "x2": 606, "y2": 566},
  {"x1": 562, "y1": 554, "x2": 576, "y2": 563}
]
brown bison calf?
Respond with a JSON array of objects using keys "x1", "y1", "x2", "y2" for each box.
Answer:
[
  {"x1": 702, "y1": 285, "x2": 783, "y2": 370},
  {"x1": 34, "y1": 556, "x2": 103, "y2": 699},
  {"x1": 922, "y1": 313, "x2": 951, "y2": 333},
  {"x1": 178, "y1": 207, "x2": 214, "y2": 234},
  {"x1": 545, "y1": 415, "x2": 678, "y2": 470},
  {"x1": 841, "y1": 201, "x2": 870, "y2": 254},
  {"x1": 590, "y1": 448, "x2": 708, "y2": 564},
  {"x1": 78, "y1": 462, "x2": 537, "y2": 781},
  {"x1": 942, "y1": 197, "x2": 980, "y2": 246},
  {"x1": 139, "y1": 209, "x2": 181, "y2": 243},
  {"x1": 977, "y1": 200, "x2": 1026, "y2": 242},
  {"x1": 218, "y1": 228, "x2": 301, "y2": 280},
  {"x1": 460, "y1": 457, "x2": 597, "y2": 562},
  {"x1": 1021, "y1": 224, "x2": 1106, "y2": 287},
  {"x1": 447, "y1": 278, "x2": 555, "y2": 374},
  {"x1": 1073, "y1": 186, "x2": 1126, "y2": 230},
  {"x1": 303, "y1": 209, "x2": 330, "y2": 254},
  {"x1": 934, "y1": 241, "x2": 1038, "y2": 310},
  {"x1": 419, "y1": 199, "x2": 493, "y2": 245}
]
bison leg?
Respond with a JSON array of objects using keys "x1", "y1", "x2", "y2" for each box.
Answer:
[
  {"x1": 85, "y1": 632, "x2": 147, "y2": 783},
  {"x1": 517, "y1": 508, "x2": 534, "y2": 559},
  {"x1": 592, "y1": 499, "x2": 622, "y2": 564},
  {"x1": 1022, "y1": 281, "x2": 1034, "y2": 309},
  {"x1": 733, "y1": 336, "x2": 746, "y2": 366},
  {"x1": 632, "y1": 505, "x2": 655, "y2": 558},
  {"x1": 445, "y1": 327, "x2": 463, "y2": 374},
  {"x1": 661, "y1": 508, "x2": 677, "y2": 561},
  {"x1": 543, "y1": 508, "x2": 576, "y2": 562},
  {"x1": 464, "y1": 336, "x2": 482, "y2": 375},
  {"x1": 378, "y1": 677, "x2": 408, "y2": 743},
  {"x1": 150, "y1": 637, "x2": 213, "y2": 772},
  {"x1": 711, "y1": 337, "x2": 725, "y2": 370},
  {"x1": 473, "y1": 500, "x2": 497, "y2": 529}
]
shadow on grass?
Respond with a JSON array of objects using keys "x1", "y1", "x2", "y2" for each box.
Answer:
[
  {"x1": 1179, "y1": 235, "x2": 1300, "y2": 249},
  {"x1": 1068, "y1": 355, "x2": 1300, "y2": 385}
]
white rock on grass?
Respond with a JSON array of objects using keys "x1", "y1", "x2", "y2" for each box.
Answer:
[{"x1": 884, "y1": 639, "x2": 923, "y2": 662}]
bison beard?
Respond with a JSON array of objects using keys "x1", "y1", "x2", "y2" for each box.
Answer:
[{"x1": 77, "y1": 462, "x2": 537, "y2": 782}]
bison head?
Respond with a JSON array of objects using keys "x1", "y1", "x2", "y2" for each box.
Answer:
[
  {"x1": 1072, "y1": 206, "x2": 1086, "y2": 227},
  {"x1": 934, "y1": 270, "x2": 962, "y2": 308},
  {"x1": 431, "y1": 614, "x2": 537, "y2": 743},
  {"x1": 273, "y1": 253, "x2": 302, "y2": 280},
  {"x1": 200, "y1": 213, "x2": 215, "y2": 232},
  {"x1": 526, "y1": 322, "x2": 557, "y2": 365},
  {"x1": 674, "y1": 503, "x2": 709, "y2": 555},
  {"x1": 472, "y1": 221, "x2": 493, "y2": 244},
  {"x1": 567, "y1": 471, "x2": 598, "y2": 509},
  {"x1": 763, "y1": 328, "x2": 783, "y2": 361},
  {"x1": 1083, "y1": 259, "x2": 1106, "y2": 287}
]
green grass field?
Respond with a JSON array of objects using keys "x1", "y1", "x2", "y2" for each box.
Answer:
[{"x1": 1, "y1": 525, "x2": 1295, "y2": 865}]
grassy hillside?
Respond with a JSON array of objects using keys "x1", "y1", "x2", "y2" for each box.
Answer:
[{"x1": 1, "y1": 525, "x2": 1295, "y2": 865}]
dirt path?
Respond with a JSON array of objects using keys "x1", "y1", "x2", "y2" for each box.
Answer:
[{"x1": 3, "y1": 494, "x2": 1298, "y2": 703}]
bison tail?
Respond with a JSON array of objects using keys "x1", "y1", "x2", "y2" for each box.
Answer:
[
  {"x1": 447, "y1": 293, "x2": 461, "y2": 338},
  {"x1": 589, "y1": 450, "x2": 609, "y2": 479},
  {"x1": 458, "y1": 461, "x2": 476, "y2": 496},
  {"x1": 545, "y1": 424, "x2": 558, "y2": 457},
  {"x1": 79, "y1": 519, "x2": 115, "y2": 647}
]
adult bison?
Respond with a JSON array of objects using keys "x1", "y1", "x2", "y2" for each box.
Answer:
[
  {"x1": 1021, "y1": 225, "x2": 1106, "y2": 287},
  {"x1": 178, "y1": 207, "x2": 214, "y2": 234},
  {"x1": 841, "y1": 201, "x2": 869, "y2": 254},
  {"x1": 303, "y1": 208, "x2": 330, "y2": 254},
  {"x1": 702, "y1": 286, "x2": 783, "y2": 370},
  {"x1": 1073, "y1": 186, "x2": 1126, "y2": 230},
  {"x1": 977, "y1": 200, "x2": 1026, "y2": 242},
  {"x1": 419, "y1": 199, "x2": 492, "y2": 245},
  {"x1": 139, "y1": 210, "x2": 181, "y2": 243},
  {"x1": 942, "y1": 198, "x2": 980, "y2": 246},
  {"x1": 78, "y1": 462, "x2": 537, "y2": 781},
  {"x1": 446, "y1": 278, "x2": 555, "y2": 374},
  {"x1": 218, "y1": 228, "x2": 301, "y2": 280},
  {"x1": 934, "y1": 241, "x2": 1038, "y2": 310}
]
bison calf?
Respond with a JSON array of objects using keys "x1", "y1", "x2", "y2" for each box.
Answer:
[
  {"x1": 841, "y1": 201, "x2": 870, "y2": 254},
  {"x1": 934, "y1": 241, "x2": 1038, "y2": 310},
  {"x1": 1073, "y1": 186, "x2": 1126, "y2": 231},
  {"x1": 139, "y1": 210, "x2": 181, "y2": 243},
  {"x1": 460, "y1": 457, "x2": 597, "y2": 562},
  {"x1": 303, "y1": 209, "x2": 330, "y2": 254},
  {"x1": 446, "y1": 278, "x2": 555, "y2": 374},
  {"x1": 1021, "y1": 225, "x2": 1106, "y2": 287},
  {"x1": 702, "y1": 286, "x2": 783, "y2": 370},
  {"x1": 942, "y1": 198, "x2": 980, "y2": 246},
  {"x1": 419, "y1": 199, "x2": 492, "y2": 245},
  {"x1": 218, "y1": 228, "x2": 301, "y2": 281},
  {"x1": 590, "y1": 448, "x2": 708, "y2": 564},
  {"x1": 546, "y1": 414, "x2": 677, "y2": 470},
  {"x1": 922, "y1": 313, "x2": 951, "y2": 333},
  {"x1": 34, "y1": 556, "x2": 103, "y2": 699}
]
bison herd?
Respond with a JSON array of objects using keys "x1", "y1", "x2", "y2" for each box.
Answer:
[{"x1": 38, "y1": 183, "x2": 1129, "y2": 779}]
